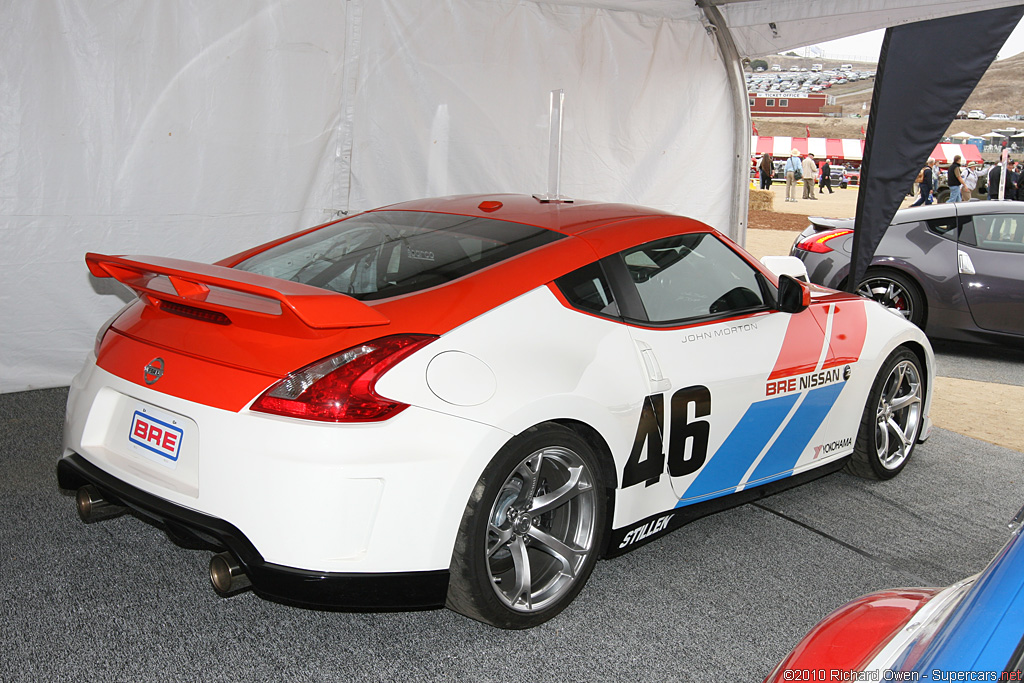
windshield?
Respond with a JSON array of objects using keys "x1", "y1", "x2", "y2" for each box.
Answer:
[{"x1": 235, "y1": 211, "x2": 562, "y2": 300}]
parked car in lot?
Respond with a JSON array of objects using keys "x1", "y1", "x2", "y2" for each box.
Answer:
[
  {"x1": 967, "y1": 109, "x2": 986, "y2": 119},
  {"x1": 791, "y1": 201, "x2": 1024, "y2": 345},
  {"x1": 764, "y1": 502, "x2": 1024, "y2": 680},
  {"x1": 59, "y1": 194, "x2": 934, "y2": 629}
]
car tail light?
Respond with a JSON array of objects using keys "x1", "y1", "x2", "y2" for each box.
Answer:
[
  {"x1": 251, "y1": 334, "x2": 436, "y2": 422},
  {"x1": 795, "y1": 229, "x2": 854, "y2": 253},
  {"x1": 762, "y1": 589, "x2": 943, "y2": 683}
]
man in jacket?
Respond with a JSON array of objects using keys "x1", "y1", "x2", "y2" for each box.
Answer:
[
  {"x1": 784, "y1": 149, "x2": 801, "y2": 202},
  {"x1": 819, "y1": 158, "x2": 834, "y2": 194},
  {"x1": 911, "y1": 159, "x2": 935, "y2": 207},
  {"x1": 758, "y1": 154, "x2": 773, "y2": 190},
  {"x1": 801, "y1": 153, "x2": 818, "y2": 200}
]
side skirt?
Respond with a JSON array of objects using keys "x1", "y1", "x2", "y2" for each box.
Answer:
[{"x1": 604, "y1": 458, "x2": 848, "y2": 558}]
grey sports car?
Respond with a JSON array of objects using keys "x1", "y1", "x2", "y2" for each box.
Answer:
[{"x1": 791, "y1": 201, "x2": 1024, "y2": 345}]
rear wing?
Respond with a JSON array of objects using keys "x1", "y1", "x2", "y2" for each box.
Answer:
[
  {"x1": 86, "y1": 253, "x2": 389, "y2": 332},
  {"x1": 806, "y1": 216, "x2": 854, "y2": 233}
]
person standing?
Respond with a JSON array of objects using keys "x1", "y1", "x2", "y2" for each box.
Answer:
[
  {"x1": 989, "y1": 161, "x2": 1018, "y2": 200},
  {"x1": 819, "y1": 158, "x2": 834, "y2": 194},
  {"x1": 947, "y1": 155, "x2": 963, "y2": 202},
  {"x1": 758, "y1": 153, "x2": 774, "y2": 190},
  {"x1": 962, "y1": 162, "x2": 978, "y2": 201},
  {"x1": 911, "y1": 159, "x2": 935, "y2": 207},
  {"x1": 801, "y1": 152, "x2": 818, "y2": 200},
  {"x1": 989, "y1": 163, "x2": 1002, "y2": 199},
  {"x1": 784, "y1": 149, "x2": 801, "y2": 202}
]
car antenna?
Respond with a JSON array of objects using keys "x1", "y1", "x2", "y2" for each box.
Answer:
[{"x1": 534, "y1": 89, "x2": 573, "y2": 203}]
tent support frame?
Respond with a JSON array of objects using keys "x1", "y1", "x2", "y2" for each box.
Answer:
[{"x1": 698, "y1": 2, "x2": 751, "y2": 247}]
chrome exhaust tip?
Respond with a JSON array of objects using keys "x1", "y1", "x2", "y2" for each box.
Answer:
[
  {"x1": 75, "y1": 485, "x2": 126, "y2": 523},
  {"x1": 209, "y1": 551, "x2": 252, "y2": 596}
]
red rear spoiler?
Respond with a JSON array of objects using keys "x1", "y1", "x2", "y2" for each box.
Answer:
[{"x1": 86, "y1": 253, "x2": 390, "y2": 331}]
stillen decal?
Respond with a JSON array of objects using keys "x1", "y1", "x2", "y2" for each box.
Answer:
[{"x1": 617, "y1": 514, "x2": 674, "y2": 549}]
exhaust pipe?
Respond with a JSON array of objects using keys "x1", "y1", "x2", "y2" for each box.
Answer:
[
  {"x1": 209, "y1": 551, "x2": 252, "y2": 596},
  {"x1": 76, "y1": 485, "x2": 126, "y2": 523}
]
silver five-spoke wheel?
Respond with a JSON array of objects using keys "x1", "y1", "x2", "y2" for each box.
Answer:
[
  {"x1": 447, "y1": 424, "x2": 606, "y2": 629},
  {"x1": 873, "y1": 359, "x2": 923, "y2": 471},
  {"x1": 847, "y1": 347, "x2": 925, "y2": 480},
  {"x1": 486, "y1": 446, "x2": 596, "y2": 613}
]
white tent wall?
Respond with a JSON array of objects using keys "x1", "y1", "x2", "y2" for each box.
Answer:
[
  {"x1": 1, "y1": 0, "x2": 736, "y2": 392},
  {"x1": 2, "y1": 1, "x2": 355, "y2": 392},
  {"x1": 3, "y1": 0, "x2": 1023, "y2": 393},
  {"x1": 347, "y1": 2, "x2": 731, "y2": 215}
]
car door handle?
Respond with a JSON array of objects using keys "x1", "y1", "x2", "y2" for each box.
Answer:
[
  {"x1": 958, "y1": 249, "x2": 976, "y2": 275},
  {"x1": 636, "y1": 341, "x2": 671, "y2": 392}
]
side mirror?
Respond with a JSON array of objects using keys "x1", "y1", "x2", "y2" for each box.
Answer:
[
  {"x1": 778, "y1": 274, "x2": 810, "y2": 313},
  {"x1": 760, "y1": 255, "x2": 809, "y2": 282}
]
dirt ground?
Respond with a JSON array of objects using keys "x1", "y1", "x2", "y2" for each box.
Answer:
[
  {"x1": 748, "y1": 183, "x2": 924, "y2": 232},
  {"x1": 745, "y1": 192, "x2": 1024, "y2": 454}
]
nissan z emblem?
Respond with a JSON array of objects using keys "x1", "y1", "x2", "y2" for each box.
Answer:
[{"x1": 144, "y1": 357, "x2": 165, "y2": 385}]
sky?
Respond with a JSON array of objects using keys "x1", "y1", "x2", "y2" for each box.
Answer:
[{"x1": 812, "y1": 16, "x2": 1024, "y2": 61}]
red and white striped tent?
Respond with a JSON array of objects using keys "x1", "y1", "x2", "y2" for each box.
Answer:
[
  {"x1": 929, "y1": 142, "x2": 985, "y2": 164},
  {"x1": 753, "y1": 136, "x2": 864, "y2": 162},
  {"x1": 751, "y1": 136, "x2": 983, "y2": 165}
]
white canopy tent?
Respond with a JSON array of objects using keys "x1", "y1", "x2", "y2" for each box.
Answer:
[{"x1": 2, "y1": 0, "x2": 1021, "y2": 392}]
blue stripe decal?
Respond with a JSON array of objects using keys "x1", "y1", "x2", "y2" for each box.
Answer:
[
  {"x1": 676, "y1": 393, "x2": 798, "y2": 505},
  {"x1": 746, "y1": 382, "x2": 846, "y2": 484}
]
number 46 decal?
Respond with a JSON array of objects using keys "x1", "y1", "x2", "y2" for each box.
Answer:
[{"x1": 622, "y1": 385, "x2": 711, "y2": 489}]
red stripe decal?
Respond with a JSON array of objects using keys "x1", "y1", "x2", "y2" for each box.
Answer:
[
  {"x1": 768, "y1": 306, "x2": 829, "y2": 380},
  {"x1": 824, "y1": 299, "x2": 867, "y2": 368}
]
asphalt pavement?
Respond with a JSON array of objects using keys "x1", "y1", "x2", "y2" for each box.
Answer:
[{"x1": 1, "y1": 353, "x2": 1021, "y2": 681}]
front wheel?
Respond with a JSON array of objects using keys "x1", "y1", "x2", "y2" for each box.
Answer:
[
  {"x1": 446, "y1": 424, "x2": 606, "y2": 629},
  {"x1": 845, "y1": 348, "x2": 925, "y2": 480}
]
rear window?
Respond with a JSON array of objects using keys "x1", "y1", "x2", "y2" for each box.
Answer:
[{"x1": 235, "y1": 211, "x2": 562, "y2": 300}]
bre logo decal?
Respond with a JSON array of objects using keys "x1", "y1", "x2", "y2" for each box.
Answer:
[
  {"x1": 129, "y1": 411, "x2": 183, "y2": 462},
  {"x1": 765, "y1": 365, "x2": 850, "y2": 397}
]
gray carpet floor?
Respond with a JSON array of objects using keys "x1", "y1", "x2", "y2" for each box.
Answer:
[{"x1": 1, "y1": 376, "x2": 1020, "y2": 681}]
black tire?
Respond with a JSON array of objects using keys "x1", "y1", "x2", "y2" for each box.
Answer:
[
  {"x1": 446, "y1": 424, "x2": 606, "y2": 629},
  {"x1": 856, "y1": 269, "x2": 926, "y2": 328},
  {"x1": 845, "y1": 348, "x2": 925, "y2": 480},
  {"x1": 935, "y1": 188, "x2": 951, "y2": 204}
]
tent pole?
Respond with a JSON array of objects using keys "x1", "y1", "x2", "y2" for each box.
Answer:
[{"x1": 698, "y1": 3, "x2": 750, "y2": 247}]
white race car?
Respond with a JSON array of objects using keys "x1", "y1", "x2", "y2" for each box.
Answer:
[{"x1": 59, "y1": 194, "x2": 933, "y2": 629}]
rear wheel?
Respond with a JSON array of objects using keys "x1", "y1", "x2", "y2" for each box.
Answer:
[
  {"x1": 446, "y1": 424, "x2": 605, "y2": 629},
  {"x1": 856, "y1": 269, "x2": 925, "y2": 328},
  {"x1": 845, "y1": 348, "x2": 925, "y2": 480}
]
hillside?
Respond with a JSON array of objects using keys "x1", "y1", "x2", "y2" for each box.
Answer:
[
  {"x1": 963, "y1": 50, "x2": 1024, "y2": 115},
  {"x1": 752, "y1": 51, "x2": 1024, "y2": 143}
]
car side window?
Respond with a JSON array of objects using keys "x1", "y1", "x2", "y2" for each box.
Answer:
[
  {"x1": 620, "y1": 233, "x2": 768, "y2": 324},
  {"x1": 554, "y1": 261, "x2": 619, "y2": 317},
  {"x1": 965, "y1": 214, "x2": 1024, "y2": 253},
  {"x1": 926, "y1": 218, "x2": 958, "y2": 241}
]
